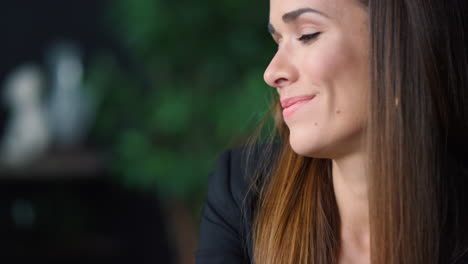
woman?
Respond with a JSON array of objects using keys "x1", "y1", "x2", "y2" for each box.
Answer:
[{"x1": 196, "y1": 0, "x2": 468, "y2": 263}]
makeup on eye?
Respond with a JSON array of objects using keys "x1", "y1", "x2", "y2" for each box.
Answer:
[
  {"x1": 268, "y1": 22, "x2": 323, "y2": 45},
  {"x1": 298, "y1": 32, "x2": 321, "y2": 43}
]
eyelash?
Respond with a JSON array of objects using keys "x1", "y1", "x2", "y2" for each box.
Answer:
[{"x1": 298, "y1": 32, "x2": 321, "y2": 43}]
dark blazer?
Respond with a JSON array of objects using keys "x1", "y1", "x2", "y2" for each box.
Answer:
[
  {"x1": 195, "y1": 148, "x2": 468, "y2": 264},
  {"x1": 196, "y1": 148, "x2": 257, "y2": 264}
]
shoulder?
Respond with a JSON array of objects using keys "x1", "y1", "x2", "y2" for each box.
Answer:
[
  {"x1": 454, "y1": 249, "x2": 468, "y2": 264},
  {"x1": 196, "y1": 144, "x2": 280, "y2": 263},
  {"x1": 206, "y1": 144, "x2": 280, "y2": 208},
  {"x1": 206, "y1": 147, "x2": 249, "y2": 206}
]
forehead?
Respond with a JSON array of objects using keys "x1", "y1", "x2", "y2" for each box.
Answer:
[{"x1": 269, "y1": 0, "x2": 349, "y2": 21}]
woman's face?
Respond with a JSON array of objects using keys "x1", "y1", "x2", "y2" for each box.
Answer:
[{"x1": 264, "y1": 0, "x2": 369, "y2": 159}]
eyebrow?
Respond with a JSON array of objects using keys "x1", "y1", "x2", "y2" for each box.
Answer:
[
  {"x1": 283, "y1": 7, "x2": 329, "y2": 23},
  {"x1": 268, "y1": 8, "x2": 329, "y2": 35}
]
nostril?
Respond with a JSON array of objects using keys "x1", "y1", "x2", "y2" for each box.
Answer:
[{"x1": 275, "y1": 78, "x2": 288, "y2": 87}]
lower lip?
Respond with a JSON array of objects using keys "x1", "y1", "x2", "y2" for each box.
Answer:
[{"x1": 282, "y1": 96, "x2": 316, "y2": 118}]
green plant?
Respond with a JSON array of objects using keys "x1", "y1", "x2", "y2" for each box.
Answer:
[{"x1": 85, "y1": 0, "x2": 276, "y2": 206}]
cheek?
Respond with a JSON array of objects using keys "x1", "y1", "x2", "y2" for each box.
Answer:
[
  {"x1": 301, "y1": 36, "x2": 349, "y2": 84},
  {"x1": 290, "y1": 37, "x2": 368, "y2": 155},
  {"x1": 299, "y1": 38, "x2": 359, "y2": 125},
  {"x1": 301, "y1": 34, "x2": 368, "y2": 110}
]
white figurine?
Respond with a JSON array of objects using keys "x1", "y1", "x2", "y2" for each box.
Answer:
[
  {"x1": 0, "y1": 64, "x2": 50, "y2": 167},
  {"x1": 46, "y1": 41, "x2": 94, "y2": 149}
]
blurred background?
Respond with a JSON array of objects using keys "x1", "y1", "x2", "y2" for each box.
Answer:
[{"x1": 0, "y1": 0, "x2": 275, "y2": 263}]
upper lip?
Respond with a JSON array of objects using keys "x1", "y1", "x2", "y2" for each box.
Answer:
[{"x1": 280, "y1": 95, "x2": 317, "y2": 109}]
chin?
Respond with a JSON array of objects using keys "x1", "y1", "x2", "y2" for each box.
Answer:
[{"x1": 288, "y1": 130, "x2": 330, "y2": 158}]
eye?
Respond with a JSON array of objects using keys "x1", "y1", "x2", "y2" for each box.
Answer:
[{"x1": 298, "y1": 32, "x2": 321, "y2": 43}]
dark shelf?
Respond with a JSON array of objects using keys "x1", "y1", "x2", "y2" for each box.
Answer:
[{"x1": 0, "y1": 149, "x2": 107, "y2": 179}]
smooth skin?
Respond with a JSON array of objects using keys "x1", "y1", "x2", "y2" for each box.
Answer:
[{"x1": 264, "y1": 0, "x2": 370, "y2": 263}]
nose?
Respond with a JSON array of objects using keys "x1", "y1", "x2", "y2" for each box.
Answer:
[{"x1": 263, "y1": 48, "x2": 299, "y2": 89}]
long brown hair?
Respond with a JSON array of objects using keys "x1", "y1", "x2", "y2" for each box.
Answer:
[{"x1": 250, "y1": 0, "x2": 468, "y2": 263}]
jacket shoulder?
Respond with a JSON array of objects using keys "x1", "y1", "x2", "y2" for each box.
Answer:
[
  {"x1": 208, "y1": 144, "x2": 279, "y2": 206},
  {"x1": 196, "y1": 144, "x2": 280, "y2": 263}
]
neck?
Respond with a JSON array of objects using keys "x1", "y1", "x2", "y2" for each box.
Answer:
[{"x1": 332, "y1": 150, "x2": 369, "y2": 252}]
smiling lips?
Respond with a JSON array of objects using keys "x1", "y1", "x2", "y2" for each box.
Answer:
[{"x1": 280, "y1": 95, "x2": 317, "y2": 118}]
